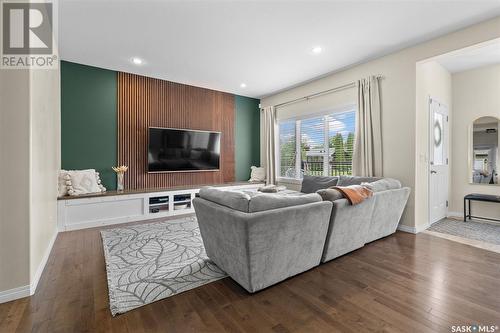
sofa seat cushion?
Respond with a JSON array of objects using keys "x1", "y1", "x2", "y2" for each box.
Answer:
[
  {"x1": 301, "y1": 175, "x2": 339, "y2": 193},
  {"x1": 248, "y1": 193, "x2": 321, "y2": 213},
  {"x1": 199, "y1": 187, "x2": 251, "y2": 212},
  {"x1": 337, "y1": 175, "x2": 381, "y2": 186},
  {"x1": 362, "y1": 178, "x2": 402, "y2": 192}
]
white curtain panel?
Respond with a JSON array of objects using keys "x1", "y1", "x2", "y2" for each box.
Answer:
[
  {"x1": 262, "y1": 106, "x2": 277, "y2": 185},
  {"x1": 353, "y1": 76, "x2": 383, "y2": 177}
]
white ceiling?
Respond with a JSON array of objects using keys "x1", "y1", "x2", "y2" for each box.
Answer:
[
  {"x1": 437, "y1": 39, "x2": 500, "y2": 73},
  {"x1": 59, "y1": 1, "x2": 500, "y2": 98}
]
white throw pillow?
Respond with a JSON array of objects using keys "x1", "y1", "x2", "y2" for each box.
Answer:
[
  {"x1": 94, "y1": 171, "x2": 107, "y2": 192},
  {"x1": 249, "y1": 166, "x2": 266, "y2": 183},
  {"x1": 58, "y1": 170, "x2": 69, "y2": 197},
  {"x1": 66, "y1": 169, "x2": 104, "y2": 196}
]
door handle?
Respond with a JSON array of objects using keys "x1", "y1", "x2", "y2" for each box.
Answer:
[{"x1": 430, "y1": 170, "x2": 437, "y2": 174}]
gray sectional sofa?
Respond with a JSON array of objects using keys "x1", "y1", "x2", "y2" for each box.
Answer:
[
  {"x1": 193, "y1": 175, "x2": 410, "y2": 293},
  {"x1": 193, "y1": 188, "x2": 332, "y2": 293}
]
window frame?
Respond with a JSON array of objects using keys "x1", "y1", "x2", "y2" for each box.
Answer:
[{"x1": 277, "y1": 104, "x2": 356, "y2": 182}]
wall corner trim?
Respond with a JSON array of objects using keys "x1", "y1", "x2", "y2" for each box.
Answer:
[{"x1": 30, "y1": 230, "x2": 58, "y2": 295}]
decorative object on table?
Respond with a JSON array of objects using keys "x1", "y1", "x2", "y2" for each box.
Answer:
[
  {"x1": 63, "y1": 169, "x2": 106, "y2": 196},
  {"x1": 100, "y1": 215, "x2": 226, "y2": 316},
  {"x1": 112, "y1": 165, "x2": 128, "y2": 191},
  {"x1": 249, "y1": 166, "x2": 265, "y2": 183}
]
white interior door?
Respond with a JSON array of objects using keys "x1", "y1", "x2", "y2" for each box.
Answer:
[{"x1": 429, "y1": 98, "x2": 449, "y2": 224}]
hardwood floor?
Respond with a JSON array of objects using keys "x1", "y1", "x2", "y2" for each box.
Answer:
[{"x1": 1, "y1": 219, "x2": 499, "y2": 333}]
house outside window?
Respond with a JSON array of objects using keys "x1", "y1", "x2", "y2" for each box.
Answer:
[{"x1": 278, "y1": 107, "x2": 356, "y2": 180}]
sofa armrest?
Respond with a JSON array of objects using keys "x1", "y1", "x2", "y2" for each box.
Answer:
[
  {"x1": 366, "y1": 187, "x2": 410, "y2": 243},
  {"x1": 193, "y1": 198, "x2": 251, "y2": 287}
]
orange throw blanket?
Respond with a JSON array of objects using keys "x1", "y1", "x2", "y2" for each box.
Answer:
[{"x1": 331, "y1": 185, "x2": 373, "y2": 205}]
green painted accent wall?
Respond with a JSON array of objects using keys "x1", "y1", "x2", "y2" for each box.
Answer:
[
  {"x1": 235, "y1": 95, "x2": 261, "y2": 181},
  {"x1": 60, "y1": 61, "x2": 260, "y2": 186},
  {"x1": 61, "y1": 61, "x2": 117, "y2": 190}
]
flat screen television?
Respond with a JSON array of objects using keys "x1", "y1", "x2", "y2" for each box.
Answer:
[{"x1": 148, "y1": 127, "x2": 221, "y2": 172}]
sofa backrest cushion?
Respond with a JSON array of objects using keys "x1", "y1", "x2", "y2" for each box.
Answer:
[
  {"x1": 337, "y1": 175, "x2": 381, "y2": 186},
  {"x1": 248, "y1": 193, "x2": 321, "y2": 213},
  {"x1": 199, "y1": 187, "x2": 250, "y2": 212},
  {"x1": 316, "y1": 188, "x2": 344, "y2": 202},
  {"x1": 362, "y1": 178, "x2": 402, "y2": 192},
  {"x1": 301, "y1": 175, "x2": 339, "y2": 193}
]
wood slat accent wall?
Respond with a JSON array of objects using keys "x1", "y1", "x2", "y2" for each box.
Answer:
[{"x1": 118, "y1": 72, "x2": 235, "y2": 190}]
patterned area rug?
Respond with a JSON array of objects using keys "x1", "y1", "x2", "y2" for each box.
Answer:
[
  {"x1": 101, "y1": 216, "x2": 227, "y2": 316},
  {"x1": 428, "y1": 218, "x2": 500, "y2": 245}
]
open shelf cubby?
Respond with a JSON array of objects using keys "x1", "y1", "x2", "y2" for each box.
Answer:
[{"x1": 148, "y1": 192, "x2": 195, "y2": 215}]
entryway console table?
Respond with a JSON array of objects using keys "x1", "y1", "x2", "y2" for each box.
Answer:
[{"x1": 463, "y1": 193, "x2": 500, "y2": 223}]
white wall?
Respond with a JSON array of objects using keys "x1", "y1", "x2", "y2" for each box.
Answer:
[
  {"x1": 450, "y1": 64, "x2": 500, "y2": 219},
  {"x1": 0, "y1": 70, "x2": 31, "y2": 293},
  {"x1": 0, "y1": 67, "x2": 61, "y2": 301},
  {"x1": 29, "y1": 68, "x2": 61, "y2": 290},
  {"x1": 0, "y1": 0, "x2": 60, "y2": 299},
  {"x1": 261, "y1": 16, "x2": 500, "y2": 230},
  {"x1": 415, "y1": 61, "x2": 452, "y2": 230},
  {"x1": 0, "y1": 67, "x2": 60, "y2": 303}
]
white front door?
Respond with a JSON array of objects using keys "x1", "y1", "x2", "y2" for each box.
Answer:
[{"x1": 429, "y1": 98, "x2": 449, "y2": 224}]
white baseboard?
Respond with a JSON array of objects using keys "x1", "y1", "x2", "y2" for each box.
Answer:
[
  {"x1": 0, "y1": 230, "x2": 58, "y2": 304},
  {"x1": 398, "y1": 211, "x2": 467, "y2": 235},
  {"x1": 0, "y1": 285, "x2": 30, "y2": 304},
  {"x1": 397, "y1": 223, "x2": 431, "y2": 234},
  {"x1": 447, "y1": 211, "x2": 463, "y2": 219},
  {"x1": 30, "y1": 230, "x2": 58, "y2": 294},
  {"x1": 397, "y1": 224, "x2": 417, "y2": 234}
]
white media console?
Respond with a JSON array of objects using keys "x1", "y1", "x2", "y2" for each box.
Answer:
[{"x1": 57, "y1": 182, "x2": 263, "y2": 231}]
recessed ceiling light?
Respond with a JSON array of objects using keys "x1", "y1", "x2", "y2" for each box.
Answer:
[
  {"x1": 240, "y1": 83, "x2": 247, "y2": 88},
  {"x1": 131, "y1": 57, "x2": 143, "y2": 65},
  {"x1": 312, "y1": 46, "x2": 322, "y2": 54}
]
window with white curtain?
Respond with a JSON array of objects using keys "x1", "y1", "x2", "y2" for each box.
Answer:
[{"x1": 278, "y1": 107, "x2": 356, "y2": 180}]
